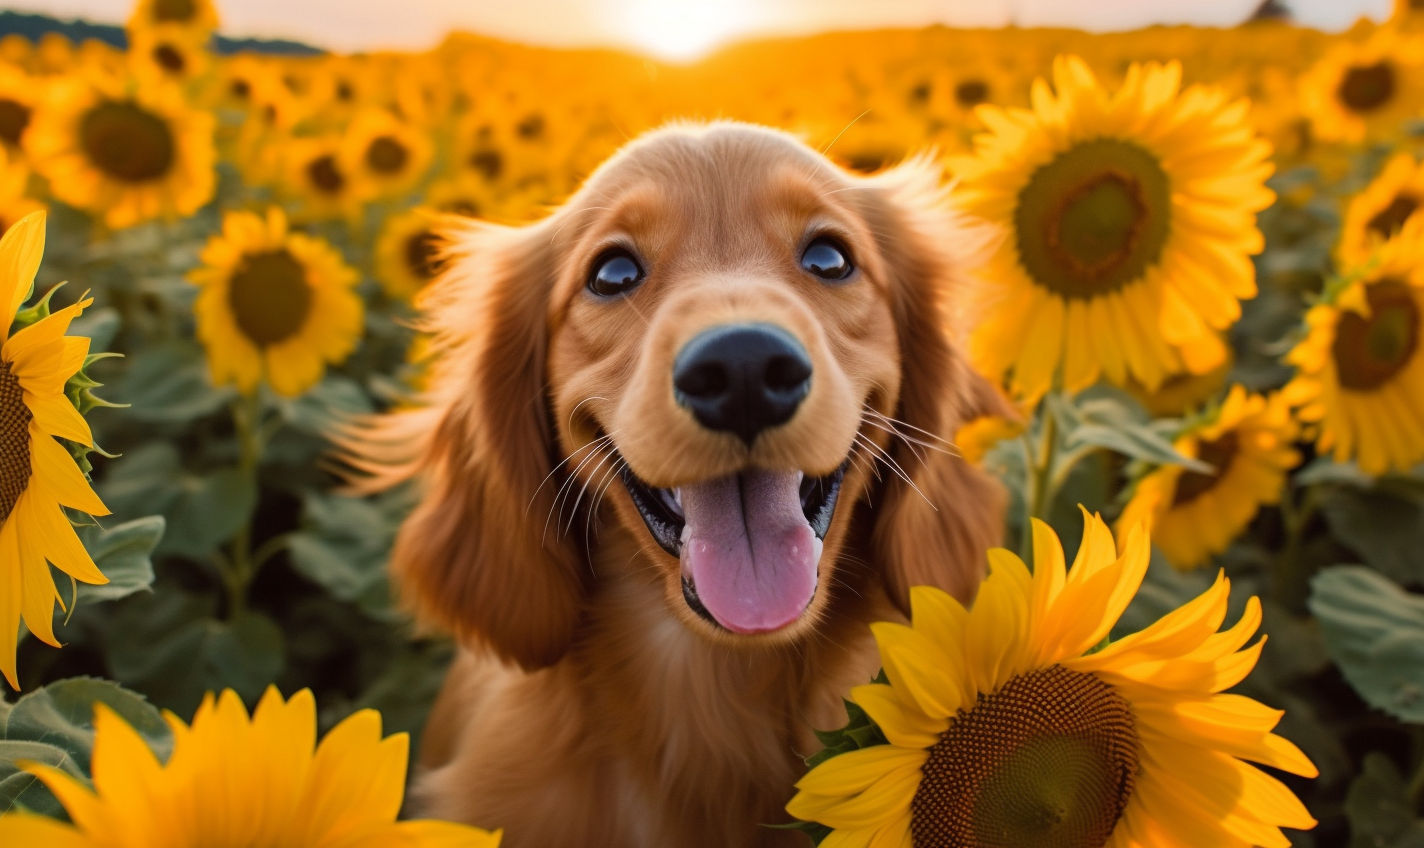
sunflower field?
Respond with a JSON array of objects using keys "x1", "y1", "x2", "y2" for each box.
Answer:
[{"x1": 0, "y1": 0, "x2": 1423, "y2": 843}]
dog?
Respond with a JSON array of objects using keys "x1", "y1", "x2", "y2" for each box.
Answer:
[{"x1": 352, "y1": 121, "x2": 1008, "y2": 846}]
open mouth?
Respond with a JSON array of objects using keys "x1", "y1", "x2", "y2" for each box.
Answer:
[{"x1": 618, "y1": 457, "x2": 847, "y2": 634}]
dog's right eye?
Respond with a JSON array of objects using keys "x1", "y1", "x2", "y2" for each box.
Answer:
[{"x1": 588, "y1": 250, "x2": 646, "y2": 297}]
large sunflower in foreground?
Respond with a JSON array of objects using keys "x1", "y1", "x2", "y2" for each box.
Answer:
[
  {"x1": 0, "y1": 211, "x2": 110, "y2": 690},
  {"x1": 1282, "y1": 229, "x2": 1424, "y2": 475},
  {"x1": 25, "y1": 71, "x2": 214, "y2": 229},
  {"x1": 191, "y1": 207, "x2": 362, "y2": 397},
  {"x1": 0, "y1": 687, "x2": 502, "y2": 847},
  {"x1": 1300, "y1": 30, "x2": 1424, "y2": 145},
  {"x1": 952, "y1": 55, "x2": 1273, "y2": 399},
  {"x1": 787, "y1": 511, "x2": 1316, "y2": 847},
  {"x1": 1338, "y1": 152, "x2": 1424, "y2": 267},
  {"x1": 1118, "y1": 386, "x2": 1299, "y2": 570}
]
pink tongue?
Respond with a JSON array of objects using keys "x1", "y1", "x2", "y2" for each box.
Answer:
[{"x1": 679, "y1": 470, "x2": 819, "y2": 634}]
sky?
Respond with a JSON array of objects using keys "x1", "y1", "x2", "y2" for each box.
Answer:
[{"x1": 3, "y1": 0, "x2": 1395, "y2": 58}]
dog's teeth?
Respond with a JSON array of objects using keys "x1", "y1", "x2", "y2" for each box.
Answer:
[
  {"x1": 674, "y1": 487, "x2": 682, "y2": 508},
  {"x1": 797, "y1": 471, "x2": 805, "y2": 485},
  {"x1": 680, "y1": 523, "x2": 692, "y2": 545},
  {"x1": 812, "y1": 535, "x2": 824, "y2": 565}
]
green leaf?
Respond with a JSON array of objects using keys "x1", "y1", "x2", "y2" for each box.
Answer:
[
  {"x1": 76, "y1": 516, "x2": 164, "y2": 603},
  {"x1": 1065, "y1": 422, "x2": 1211, "y2": 473},
  {"x1": 107, "y1": 605, "x2": 285, "y2": 718},
  {"x1": 100, "y1": 444, "x2": 256, "y2": 560},
  {"x1": 278, "y1": 375, "x2": 375, "y2": 436},
  {"x1": 286, "y1": 490, "x2": 403, "y2": 616},
  {"x1": 1345, "y1": 753, "x2": 1424, "y2": 848},
  {"x1": 0, "y1": 678, "x2": 171, "y2": 816},
  {"x1": 0, "y1": 740, "x2": 77, "y2": 817},
  {"x1": 1321, "y1": 486, "x2": 1424, "y2": 585},
  {"x1": 114, "y1": 339, "x2": 235, "y2": 423},
  {"x1": 1308, "y1": 566, "x2": 1424, "y2": 723},
  {"x1": 3, "y1": 678, "x2": 172, "y2": 768}
]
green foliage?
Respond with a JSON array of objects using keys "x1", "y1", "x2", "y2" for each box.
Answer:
[
  {"x1": 1344, "y1": 754, "x2": 1424, "y2": 848},
  {"x1": 1309, "y1": 566, "x2": 1424, "y2": 724},
  {"x1": 0, "y1": 678, "x2": 171, "y2": 817}
]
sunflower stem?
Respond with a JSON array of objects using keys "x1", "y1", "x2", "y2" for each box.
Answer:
[
  {"x1": 1021, "y1": 395, "x2": 1060, "y2": 558},
  {"x1": 222, "y1": 391, "x2": 266, "y2": 619},
  {"x1": 1274, "y1": 484, "x2": 1323, "y2": 612}
]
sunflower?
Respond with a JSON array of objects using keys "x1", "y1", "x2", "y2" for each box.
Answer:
[
  {"x1": 1126, "y1": 339, "x2": 1233, "y2": 418},
  {"x1": 25, "y1": 70, "x2": 214, "y2": 229},
  {"x1": 375, "y1": 208, "x2": 449, "y2": 300},
  {"x1": 281, "y1": 135, "x2": 365, "y2": 221},
  {"x1": 127, "y1": 23, "x2": 211, "y2": 88},
  {"x1": 787, "y1": 510, "x2": 1317, "y2": 847},
  {"x1": 0, "y1": 211, "x2": 110, "y2": 690},
  {"x1": 126, "y1": 0, "x2": 219, "y2": 35},
  {"x1": 1282, "y1": 229, "x2": 1424, "y2": 475},
  {"x1": 190, "y1": 207, "x2": 363, "y2": 398},
  {"x1": 1339, "y1": 153, "x2": 1424, "y2": 267},
  {"x1": 341, "y1": 110, "x2": 433, "y2": 202},
  {"x1": 1117, "y1": 387, "x2": 1299, "y2": 570},
  {"x1": 952, "y1": 55, "x2": 1274, "y2": 400},
  {"x1": 1299, "y1": 30, "x2": 1424, "y2": 146},
  {"x1": 0, "y1": 686, "x2": 502, "y2": 846},
  {"x1": 0, "y1": 146, "x2": 43, "y2": 239},
  {"x1": 0, "y1": 62, "x2": 39, "y2": 156}
]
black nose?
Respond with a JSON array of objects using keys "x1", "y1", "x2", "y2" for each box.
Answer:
[{"x1": 673, "y1": 323, "x2": 813, "y2": 446}]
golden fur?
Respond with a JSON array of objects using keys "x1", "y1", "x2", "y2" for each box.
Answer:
[{"x1": 352, "y1": 122, "x2": 1009, "y2": 846}]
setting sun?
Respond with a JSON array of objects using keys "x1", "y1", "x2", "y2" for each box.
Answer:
[{"x1": 619, "y1": 0, "x2": 755, "y2": 61}]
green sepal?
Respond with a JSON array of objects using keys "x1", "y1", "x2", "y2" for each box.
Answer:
[
  {"x1": 779, "y1": 671, "x2": 893, "y2": 845},
  {"x1": 8, "y1": 281, "x2": 54, "y2": 332}
]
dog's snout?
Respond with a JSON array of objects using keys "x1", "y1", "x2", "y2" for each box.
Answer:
[{"x1": 673, "y1": 323, "x2": 812, "y2": 446}]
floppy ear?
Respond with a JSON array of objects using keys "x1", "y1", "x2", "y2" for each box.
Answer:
[
  {"x1": 358, "y1": 217, "x2": 587, "y2": 670},
  {"x1": 857, "y1": 159, "x2": 1011, "y2": 608}
]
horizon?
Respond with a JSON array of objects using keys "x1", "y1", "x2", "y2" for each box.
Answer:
[{"x1": 0, "y1": 0, "x2": 1393, "y2": 58}]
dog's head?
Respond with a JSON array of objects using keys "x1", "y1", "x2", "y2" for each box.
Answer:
[{"x1": 366, "y1": 122, "x2": 1008, "y2": 668}]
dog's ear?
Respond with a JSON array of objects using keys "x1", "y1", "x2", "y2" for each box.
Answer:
[
  {"x1": 364, "y1": 217, "x2": 587, "y2": 670},
  {"x1": 856, "y1": 158, "x2": 1010, "y2": 608}
]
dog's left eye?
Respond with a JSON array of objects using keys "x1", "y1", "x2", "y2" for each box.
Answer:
[
  {"x1": 588, "y1": 250, "x2": 646, "y2": 297},
  {"x1": 800, "y1": 238, "x2": 854, "y2": 281}
]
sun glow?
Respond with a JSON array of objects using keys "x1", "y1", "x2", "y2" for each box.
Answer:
[{"x1": 620, "y1": 0, "x2": 756, "y2": 62}]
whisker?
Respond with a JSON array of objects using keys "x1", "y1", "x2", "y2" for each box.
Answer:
[
  {"x1": 821, "y1": 109, "x2": 871, "y2": 156},
  {"x1": 545, "y1": 438, "x2": 617, "y2": 545},
  {"x1": 528, "y1": 432, "x2": 613, "y2": 516},
  {"x1": 856, "y1": 432, "x2": 937, "y2": 512},
  {"x1": 563, "y1": 444, "x2": 620, "y2": 538}
]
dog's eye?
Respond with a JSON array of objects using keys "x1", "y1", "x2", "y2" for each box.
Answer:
[
  {"x1": 800, "y1": 238, "x2": 853, "y2": 281},
  {"x1": 588, "y1": 250, "x2": 645, "y2": 297}
]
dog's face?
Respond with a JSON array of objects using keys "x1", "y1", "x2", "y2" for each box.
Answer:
[
  {"x1": 374, "y1": 123, "x2": 1007, "y2": 668},
  {"x1": 546, "y1": 128, "x2": 905, "y2": 641}
]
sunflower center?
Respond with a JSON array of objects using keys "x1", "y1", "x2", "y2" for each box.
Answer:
[
  {"x1": 911, "y1": 665, "x2": 1138, "y2": 848},
  {"x1": 152, "y1": 44, "x2": 186, "y2": 73},
  {"x1": 0, "y1": 99, "x2": 30, "y2": 146},
  {"x1": 79, "y1": 100, "x2": 176, "y2": 183},
  {"x1": 1171, "y1": 430, "x2": 1240, "y2": 507},
  {"x1": 366, "y1": 136, "x2": 409, "y2": 174},
  {"x1": 469, "y1": 148, "x2": 504, "y2": 181},
  {"x1": 1367, "y1": 194, "x2": 1419, "y2": 241},
  {"x1": 1333, "y1": 279, "x2": 1420, "y2": 390},
  {"x1": 405, "y1": 230, "x2": 443, "y2": 280},
  {"x1": 956, "y1": 79, "x2": 989, "y2": 107},
  {"x1": 154, "y1": 0, "x2": 197, "y2": 23},
  {"x1": 227, "y1": 249, "x2": 313, "y2": 347},
  {"x1": 1015, "y1": 139, "x2": 1170, "y2": 300},
  {"x1": 306, "y1": 154, "x2": 345, "y2": 195},
  {"x1": 0, "y1": 360, "x2": 33, "y2": 523},
  {"x1": 1337, "y1": 62, "x2": 1395, "y2": 113}
]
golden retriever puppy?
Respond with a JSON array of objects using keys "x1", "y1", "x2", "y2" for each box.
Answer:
[{"x1": 355, "y1": 121, "x2": 1008, "y2": 846}]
